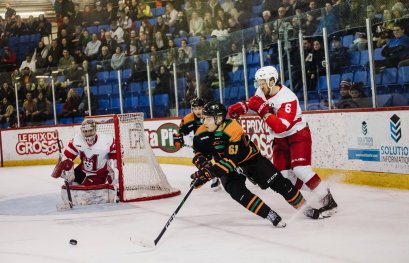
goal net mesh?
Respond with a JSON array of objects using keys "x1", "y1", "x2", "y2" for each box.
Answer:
[{"x1": 88, "y1": 113, "x2": 180, "y2": 202}]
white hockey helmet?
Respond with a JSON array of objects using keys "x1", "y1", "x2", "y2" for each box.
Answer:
[
  {"x1": 81, "y1": 119, "x2": 97, "y2": 146},
  {"x1": 254, "y1": 66, "x2": 279, "y2": 89}
]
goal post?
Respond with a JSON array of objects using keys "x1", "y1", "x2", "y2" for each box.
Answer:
[{"x1": 86, "y1": 113, "x2": 181, "y2": 202}]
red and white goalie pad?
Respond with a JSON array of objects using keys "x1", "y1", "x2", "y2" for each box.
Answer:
[{"x1": 60, "y1": 184, "x2": 116, "y2": 207}]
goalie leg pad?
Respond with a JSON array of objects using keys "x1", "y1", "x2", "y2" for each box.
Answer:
[{"x1": 60, "y1": 184, "x2": 116, "y2": 206}]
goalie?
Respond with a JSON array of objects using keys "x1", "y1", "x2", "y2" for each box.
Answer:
[{"x1": 52, "y1": 119, "x2": 118, "y2": 208}]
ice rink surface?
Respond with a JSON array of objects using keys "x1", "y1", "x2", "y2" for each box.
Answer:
[{"x1": 0, "y1": 164, "x2": 408, "y2": 263}]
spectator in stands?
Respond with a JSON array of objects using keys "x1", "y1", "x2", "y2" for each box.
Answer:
[
  {"x1": 48, "y1": 38, "x2": 63, "y2": 63},
  {"x1": 329, "y1": 35, "x2": 349, "y2": 73},
  {"x1": 304, "y1": 12, "x2": 319, "y2": 36},
  {"x1": 207, "y1": 0, "x2": 222, "y2": 17},
  {"x1": 25, "y1": 15, "x2": 38, "y2": 35},
  {"x1": 349, "y1": 82, "x2": 372, "y2": 108},
  {"x1": 179, "y1": 39, "x2": 193, "y2": 59},
  {"x1": 0, "y1": 46, "x2": 17, "y2": 71},
  {"x1": 84, "y1": 33, "x2": 102, "y2": 60},
  {"x1": 118, "y1": 12, "x2": 133, "y2": 32},
  {"x1": 82, "y1": 5, "x2": 93, "y2": 27},
  {"x1": 164, "y1": 3, "x2": 179, "y2": 27},
  {"x1": 289, "y1": 15, "x2": 305, "y2": 38},
  {"x1": 111, "y1": 46, "x2": 126, "y2": 70},
  {"x1": 70, "y1": 4, "x2": 84, "y2": 27},
  {"x1": 70, "y1": 26, "x2": 83, "y2": 50},
  {"x1": 349, "y1": 32, "x2": 368, "y2": 51},
  {"x1": 167, "y1": 38, "x2": 178, "y2": 57},
  {"x1": 127, "y1": 54, "x2": 147, "y2": 83},
  {"x1": 211, "y1": 19, "x2": 229, "y2": 41},
  {"x1": 189, "y1": 11, "x2": 204, "y2": 37},
  {"x1": 153, "y1": 31, "x2": 168, "y2": 51},
  {"x1": 202, "y1": 11, "x2": 215, "y2": 36},
  {"x1": 110, "y1": 21, "x2": 125, "y2": 44},
  {"x1": 149, "y1": 54, "x2": 161, "y2": 79},
  {"x1": 137, "y1": 1, "x2": 153, "y2": 19},
  {"x1": 332, "y1": 0, "x2": 350, "y2": 30},
  {"x1": 80, "y1": 30, "x2": 92, "y2": 51},
  {"x1": 227, "y1": 17, "x2": 241, "y2": 34},
  {"x1": 127, "y1": 38, "x2": 138, "y2": 56},
  {"x1": 154, "y1": 65, "x2": 173, "y2": 97},
  {"x1": 262, "y1": 10, "x2": 273, "y2": 24},
  {"x1": 216, "y1": 8, "x2": 231, "y2": 26},
  {"x1": 162, "y1": 51, "x2": 174, "y2": 71},
  {"x1": 106, "y1": 2, "x2": 118, "y2": 24},
  {"x1": 173, "y1": 11, "x2": 189, "y2": 38},
  {"x1": 10, "y1": 15, "x2": 26, "y2": 36},
  {"x1": 206, "y1": 57, "x2": 224, "y2": 90},
  {"x1": 314, "y1": 3, "x2": 339, "y2": 35},
  {"x1": 335, "y1": 80, "x2": 353, "y2": 109},
  {"x1": 261, "y1": 23, "x2": 275, "y2": 45},
  {"x1": 153, "y1": 16, "x2": 170, "y2": 37},
  {"x1": 191, "y1": 0, "x2": 206, "y2": 18},
  {"x1": 60, "y1": 38, "x2": 74, "y2": 56},
  {"x1": 140, "y1": 19, "x2": 154, "y2": 41},
  {"x1": 5, "y1": 2, "x2": 16, "y2": 20},
  {"x1": 36, "y1": 14, "x2": 52, "y2": 37},
  {"x1": 196, "y1": 34, "x2": 212, "y2": 60},
  {"x1": 221, "y1": 0, "x2": 235, "y2": 14},
  {"x1": 22, "y1": 92, "x2": 38, "y2": 125},
  {"x1": 96, "y1": 46, "x2": 112, "y2": 71},
  {"x1": 58, "y1": 49, "x2": 75, "y2": 75},
  {"x1": 366, "y1": 5, "x2": 382, "y2": 25},
  {"x1": 36, "y1": 78, "x2": 52, "y2": 102},
  {"x1": 62, "y1": 0, "x2": 75, "y2": 19},
  {"x1": 137, "y1": 31, "x2": 151, "y2": 54},
  {"x1": 0, "y1": 82, "x2": 15, "y2": 104},
  {"x1": 346, "y1": 0, "x2": 366, "y2": 29},
  {"x1": 375, "y1": 22, "x2": 409, "y2": 69},
  {"x1": 102, "y1": 31, "x2": 118, "y2": 54},
  {"x1": 60, "y1": 88, "x2": 80, "y2": 118},
  {"x1": 304, "y1": 39, "x2": 324, "y2": 90},
  {"x1": 58, "y1": 17, "x2": 74, "y2": 40},
  {"x1": 19, "y1": 67, "x2": 36, "y2": 89},
  {"x1": 225, "y1": 43, "x2": 243, "y2": 73},
  {"x1": 32, "y1": 92, "x2": 52, "y2": 123},
  {"x1": 0, "y1": 97, "x2": 14, "y2": 128},
  {"x1": 78, "y1": 87, "x2": 98, "y2": 116},
  {"x1": 91, "y1": 1, "x2": 108, "y2": 26}
]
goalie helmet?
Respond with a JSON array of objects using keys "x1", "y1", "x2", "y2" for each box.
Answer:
[
  {"x1": 202, "y1": 101, "x2": 227, "y2": 120},
  {"x1": 254, "y1": 66, "x2": 279, "y2": 89},
  {"x1": 190, "y1": 97, "x2": 205, "y2": 107},
  {"x1": 81, "y1": 119, "x2": 97, "y2": 146}
]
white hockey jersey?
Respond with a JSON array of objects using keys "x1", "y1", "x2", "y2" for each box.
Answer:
[
  {"x1": 64, "y1": 133, "x2": 116, "y2": 176},
  {"x1": 255, "y1": 84, "x2": 307, "y2": 138}
]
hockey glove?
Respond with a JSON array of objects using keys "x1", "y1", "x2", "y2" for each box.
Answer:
[
  {"x1": 228, "y1": 101, "x2": 248, "y2": 119},
  {"x1": 248, "y1": 96, "x2": 270, "y2": 117},
  {"x1": 51, "y1": 154, "x2": 74, "y2": 178},
  {"x1": 192, "y1": 154, "x2": 210, "y2": 169},
  {"x1": 190, "y1": 167, "x2": 214, "y2": 189},
  {"x1": 173, "y1": 132, "x2": 184, "y2": 150}
]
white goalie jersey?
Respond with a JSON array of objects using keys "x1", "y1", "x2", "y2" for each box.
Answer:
[{"x1": 63, "y1": 133, "x2": 116, "y2": 176}]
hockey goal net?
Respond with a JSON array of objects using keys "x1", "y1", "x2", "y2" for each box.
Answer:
[{"x1": 86, "y1": 113, "x2": 180, "y2": 202}]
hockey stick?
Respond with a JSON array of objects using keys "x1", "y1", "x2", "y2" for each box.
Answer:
[
  {"x1": 151, "y1": 178, "x2": 198, "y2": 246},
  {"x1": 55, "y1": 130, "x2": 73, "y2": 209}
]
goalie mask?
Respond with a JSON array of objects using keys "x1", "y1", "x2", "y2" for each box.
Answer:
[
  {"x1": 81, "y1": 119, "x2": 97, "y2": 146},
  {"x1": 254, "y1": 66, "x2": 279, "y2": 95}
]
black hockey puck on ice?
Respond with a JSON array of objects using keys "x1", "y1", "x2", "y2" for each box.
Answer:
[{"x1": 69, "y1": 239, "x2": 77, "y2": 245}]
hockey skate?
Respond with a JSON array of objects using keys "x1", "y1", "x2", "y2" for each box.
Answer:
[
  {"x1": 318, "y1": 189, "x2": 338, "y2": 218},
  {"x1": 266, "y1": 210, "x2": 286, "y2": 228},
  {"x1": 303, "y1": 206, "x2": 321, "y2": 219},
  {"x1": 210, "y1": 177, "x2": 222, "y2": 192}
]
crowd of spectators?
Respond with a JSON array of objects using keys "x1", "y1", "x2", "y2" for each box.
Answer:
[{"x1": 0, "y1": 0, "x2": 408, "y2": 127}]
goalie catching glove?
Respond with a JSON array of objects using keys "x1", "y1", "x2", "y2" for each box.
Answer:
[
  {"x1": 248, "y1": 96, "x2": 270, "y2": 117},
  {"x1": 190, "y1": 167, "x2": 214, "y2": 189},
  {"x1": 227, "y1": 101, "x2": 248, "y2": 119}
]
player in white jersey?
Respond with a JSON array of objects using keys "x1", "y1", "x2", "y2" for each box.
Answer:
[
  {"x1": 227, "y1": 66, "x2": 337, "y2": 218},
  {"x1": 52, "y1": 119, "x2": 118, "y2": 186}
]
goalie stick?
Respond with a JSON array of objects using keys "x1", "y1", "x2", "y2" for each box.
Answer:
[
  {"x1": 55, "y1": 130, "x2": 73, "y2": 209},
  {"x1": 150, "y1": 178, "x2": 198, "y2": 247}
]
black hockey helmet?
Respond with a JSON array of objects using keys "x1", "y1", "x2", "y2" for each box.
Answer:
[
  {"x1": 202, "y1": 101, "x2": 227, "y2": 120},
  {"x1": 190, "y1": 97, "x2": 205, "y2": 107}
]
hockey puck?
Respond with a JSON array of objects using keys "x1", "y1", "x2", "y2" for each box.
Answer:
[{"x1": 69, "y1": 239, "x2": 77, "y2": 245}]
